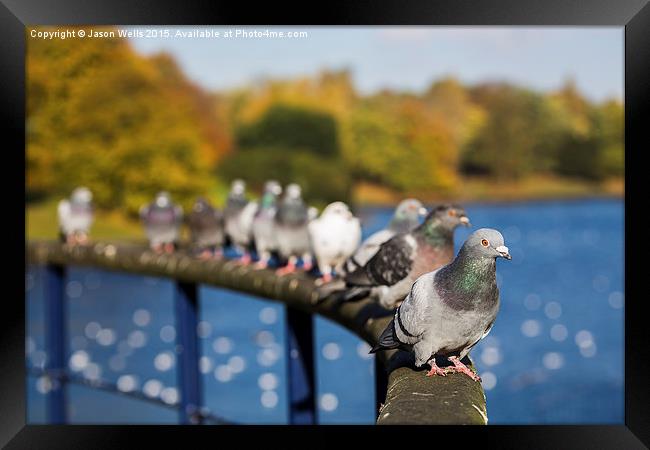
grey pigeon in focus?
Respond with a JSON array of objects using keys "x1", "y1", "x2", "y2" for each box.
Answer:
[
  {"x1": 140, "y1": 191, "x2": 183, "y2": 254},
  {"x1": 318, "y1": 204, "x2": 470, "y2": 309},
  {"x1": 224, "y1": 179, "x2": 257, "y2": 264},
  {"x1": 370, "y1": 228, "x2": 511, "y2": 382},
  {"x1": 343, "y1": 198, "x2": 427, "y2": 275},
  {"x1": 187, "y1": 197, "x2": 224, "y2": 259},
  {"x1": 252, "y1": 180, "x2": 283, "y2": 269},
  {"x1": 58, "y1": 187, "x2": 94, "y2": 245},
  {"x1": 275, "y1": 183, "x2": 313, "y2": 275}
]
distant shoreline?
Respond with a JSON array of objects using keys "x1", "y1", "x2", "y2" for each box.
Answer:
[{"x1": 352, "y1": 176, "x2": 624, "y2": 207}]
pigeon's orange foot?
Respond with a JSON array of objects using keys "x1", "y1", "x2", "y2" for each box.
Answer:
[
  {"x1": 152, "y1": 244, "x2": 164, "y2": 254},
  {"x1": 198, "y1": 249, "x2": 213, "y2": 260},
  {"x1": 236, "y1": 253, "x2": 252, "y2": 265},
  {"x1": 276, "y1": 264, "x2": 296, "y2": 276},
  {"x1": 425, "y1": 360, "x2": 447, "y2": 377},
  {"x1": 164, "y1": 243, "x2": 175, "y2": 254},
  {"x1": 302, "y1": 262, "x2": 313, "y2": 272},
  {"x1": 315, "y1": 273, "x2": 333, "y2": 286},
  {"x1": 446, "y1": 356, "x2": 481, "y2": 382},
  {"x1": 254, "y1": 260, "x2": 269, "y2": 270}
]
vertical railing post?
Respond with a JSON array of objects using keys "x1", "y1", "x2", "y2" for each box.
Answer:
[
  {"x1": 174, "y1": 281, "x2": 202, "y2": 424},
  {"x1": 44, "y1": 264, "x2": 67, "y2": 424},
  {"x1": 374, "y1": 357, "x2": 388, "y2": 419},
  {"x1": 285, "y1": 307, "x2": 316, "y2": 424}
]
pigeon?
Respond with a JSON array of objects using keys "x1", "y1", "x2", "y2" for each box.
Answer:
[
  {"x1": 343, "y1": 198, "x2": 427, "y2": 275},
  {"x1": 308, "y1": 201, "x2": 362, "y2": 284},
  {"x1": 275, "y1": 183, "x2": 313, "y2": 275},
  {"x1": 319, "y1": 204, "x2": 471, "y2": 309},
  {"x1": 252, "y1": 180, "x2": 283, "y2": 269},
  {"x1": 187, "y1": 197, "x2": 224, "y2": 259},
  {"x1": 57, "y1": 187, "x2": 94, "y2": 245},
  {"x1": 140, "y1": 191, "x2": 183, "y2": 254},
  {"x1": 370, "y1": 228, "x2": 511, "y2": 382},
  {"x1": 224, "y1": 179, "x2": 258, "y2": 264}
]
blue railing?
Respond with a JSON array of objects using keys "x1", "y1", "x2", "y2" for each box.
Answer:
[
  {"x1": 32, "y1": 263, "x2": 321, "y2": 425},
  {"x1": 27, "y1": 240, "x2": 485, "y2": 425}
]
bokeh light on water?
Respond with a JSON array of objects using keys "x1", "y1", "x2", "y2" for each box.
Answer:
[{"x1": 26, "y1": 198, "x2": 623, "y2": 424}]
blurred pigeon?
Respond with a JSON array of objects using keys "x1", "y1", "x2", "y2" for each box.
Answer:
[
  {"x1": 307, "y1": 206, "x2": 319, "y2": 222},
  {"x1": 318, "y1": 204, "x2": 470, "y2": 309},
  {"x1": 252, "y1": 180, "x2": 283, "y2": 269},
  {"x1": 224, "y1": 179, "x2": 258, "y2": 264},
  {"x1": 275, "y1": 183, "x2": 313, "y2": 275},
  {"x1": 370, "y1": 228, "x2": 511, "y2": 382},
  {"x1": 308, "y1": 201, "x2": 362, "y2": 283},
  {"x1": 140, "y1": 191, "x2": 183, "y2": 254},
  {"x1": 187, "y1": 197, "x2": 224, "y2": 259},
  {"x1": 343, "y1": 198, "x2": 427, "y2": 275},
  {"x1": 57, "y1": 187, "x2": 94, "y2": 245}
]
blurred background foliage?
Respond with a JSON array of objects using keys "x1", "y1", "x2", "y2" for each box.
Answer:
[{"x1": 27, "y1": 27, "x2": 623, "y2": 229}]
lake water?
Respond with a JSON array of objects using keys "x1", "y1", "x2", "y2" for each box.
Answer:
[{"x1": 25, "y1": 198, "x2": 624, "y2": 424}]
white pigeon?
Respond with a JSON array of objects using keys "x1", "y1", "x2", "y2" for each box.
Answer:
[
  {"x1": 58, "y1": 187, "x2": 94, "y2": 245},
  {"x1": 308, "y1": 201, "x2": 362, "y2": 283}
]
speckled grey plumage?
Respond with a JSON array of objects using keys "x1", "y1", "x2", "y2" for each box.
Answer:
[
  {"x1": 337, "y1": 204, "x2": 470, "y2": 309},
  {"x1": 252, "y1": 181, "x2": 282, "y2": 260},
  {"x1": 371, "y1": 228, "x2": 511, "y2": 368},
  {"x1": 275, "y1": 184, "x2": 311, "y2": 260},
  {"x1": 343, "y1": 199, "x2": 426, "y2": 275},
  {"x1": 187, "y1": 197, "x2": 224, "y2": 250},
  {"x1": 224, "y1": 180, "x2": 256, "y2": 250},
  {"x1": 140, "y1": 192, "x2": 183, "y2": 246}
]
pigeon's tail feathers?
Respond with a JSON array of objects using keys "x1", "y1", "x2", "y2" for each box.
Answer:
[
  {"x1": 370, "y1": 320, "x2": 400, "y2": 353},
  {"x1": 342, "y1": 255, "x2": 364, "y2": 276},
  {"x1": 344, "y1": 266, "x2": 374, "y2": 287},
  {"x1": 341, "y1": 287, "x2": 371, "y2": 303},
  {"x1": 314, "y1": 279, "x2": 347, "y2": 303}
]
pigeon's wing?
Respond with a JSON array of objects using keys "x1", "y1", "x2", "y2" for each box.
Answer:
[
  {"x1": 391, "y1": 271, "x2": 437, "y2": 344},
  {"x1": 57, "y1": 200, "x2": 71, "y2": 232},
  {"x1": 345, "y1": 229, "x2": 392, "y2": 274},
  {"x1": 345, "y1": 233, "x2": 416, "y2": 287},
  {"x1": 240, "y1": 201, "x2": 258, "y2": 234},
  {"x1": 174, "y1": 206, "x2": 184, "y2": 224},
  {"x1": 139, "y1": 204, "x2": 149, "y2": 221}
]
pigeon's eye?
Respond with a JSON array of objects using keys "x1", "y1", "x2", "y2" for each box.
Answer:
[
  {"x1": 481, "y1": 239, "x2": 489, "y2": 247},
  {"x1": 448, "y1": 210, "x2": 457, "y2": 217}
]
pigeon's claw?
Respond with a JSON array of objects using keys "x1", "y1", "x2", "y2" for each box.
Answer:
[
  {"x1": 446, "y1": 356, "x2": 481, "y2": 382},
  {"x1": 254, "y1": 260, "x2": 269, "y2": 270},
  {"x1": 425, "y1": 359, "x2": 447, "y2": 377},
  {"x1": 276, "y1": 263, "x2": 297, "y2": 276},
  {"x1": 198, "y1": 249, "x2": 212, "y2": 260},
  {"x1": 237, "y1": 253, "x2": 252, "y2": 265}
]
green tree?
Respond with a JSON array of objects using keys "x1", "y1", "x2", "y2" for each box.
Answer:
[
  {"x1": 341, "y1": 94, "x2": 458, "y2": 192},
  {"x1": 27, "y1": 27, "x2": 228, "y2": 214},
  {"x1": 236, "y1": 104, "x2": 340, "y2": 157}
]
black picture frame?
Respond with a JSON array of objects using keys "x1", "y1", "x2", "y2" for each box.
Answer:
[{"x1": 3, "y1": 0, "x2": 648, "y2": 447}]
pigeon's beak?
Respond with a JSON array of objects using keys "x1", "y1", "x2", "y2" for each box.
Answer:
[
  {"x1": 496, "y1": 245, "x2": 511, "y2": 260},
  {"x1": 460, "y1": 216, "x2": 471, "y2": 227},
  {"x1": 418, "y1": 207, "x2": 428, "y2": 216}
]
